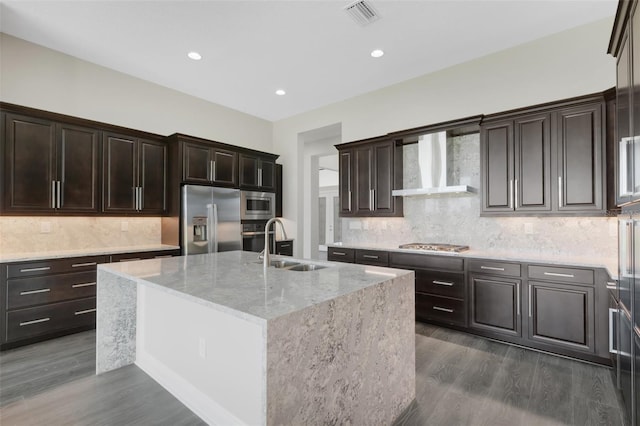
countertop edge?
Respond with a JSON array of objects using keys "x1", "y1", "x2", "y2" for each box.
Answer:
[{"x1": 0, "y1": 245, "x2": 181, "y2": 263}]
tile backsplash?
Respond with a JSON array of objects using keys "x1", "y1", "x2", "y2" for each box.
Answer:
[
  {"x1": 0, "y1": 216, "x2": 161, "y2": 254},
  {"x1": 341, "y1": 133, "x2": 618, "y2": 259}
]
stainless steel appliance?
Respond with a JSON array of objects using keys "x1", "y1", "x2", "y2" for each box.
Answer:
[
  {"x1": 241, "y1": 191, "x2": 275, "y2": 220},
  {"x1": 182, "y1": 185, "x2": 242, "y2": 255},
  {"x1": 242, "y1": 221, "x2": 275, "y2": 253},
  {"x1": 398, "y1": 242, "x2": 469, "y2": 253}
]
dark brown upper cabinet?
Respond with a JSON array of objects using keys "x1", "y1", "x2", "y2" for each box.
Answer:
[
  {"x1": 2, "y1": 113, "x2": 100, "y2": 214},
  {"x1": 183, "y1": 141, "x2": 237, "y2": 187},
  {"x1": 481, "y1": 95, "x2": 607, "y2": 216},
  {"x1": 239, "y1": 153, "x2": 276, "y2": 191},
  {"x1": 336, "y1": 137, "x2": 402, "y2": 217},
  {"x1": 102, "y1": 132, "x2": 166, "y2": 214}
]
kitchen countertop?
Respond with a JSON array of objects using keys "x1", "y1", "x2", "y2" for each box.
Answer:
[
  {"x1": 99, "y1": 250, "x2": 412, "y2": 322},
  {"x1": 0, "y1": 244, "x2": 181, "y2": 264},
  {"x1": 328, "y1": 242, "x2": 618, "y2": 279}
]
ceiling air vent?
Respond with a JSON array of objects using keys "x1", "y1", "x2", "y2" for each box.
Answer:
[{"x1": 344, "y1": 0, "x2": 381, "y2": 26}]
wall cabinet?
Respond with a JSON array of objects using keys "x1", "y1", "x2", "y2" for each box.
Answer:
[
  {"x1": 336, "y1": 137, "x2": 402, "y2": 217},
  {"x1": 102, "y1": 132, "x2": 167, "y2": 214},
  {"x1": 239, "y1": 154, "x2": 276, "y2": 191},
  {"x1": 3, "y1": 113, "x2": 100, "y2": 214},
  {"x1": 481, "y1": 97, "x2": 606, "y2": 216},
  {"x1": 183, "y1": 141, "x2": 237, "y2": 187}
]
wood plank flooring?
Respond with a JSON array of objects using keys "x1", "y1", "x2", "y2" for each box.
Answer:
[{"x1": 0, "y1": 323, "x2": 627, "y2": 425}]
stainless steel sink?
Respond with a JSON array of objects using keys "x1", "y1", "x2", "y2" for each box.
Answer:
[
  {"x1": 287, "y1": 263, "x2": 326, "y2": 272},
  {"x1": 270, "y1": 260, "x2": 300, "y2": 269},
  {"x1": 255, "y1": 259, "x2": 327, "y2": 272}
]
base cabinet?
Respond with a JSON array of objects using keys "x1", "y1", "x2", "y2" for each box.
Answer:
[{"x1": 469, "y1": 274, "x2": 522, "y2": 338}]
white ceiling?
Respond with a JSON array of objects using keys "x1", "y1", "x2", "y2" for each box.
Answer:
[{"x1": 0, "y1": 0, "x2": 618, "y2": 122}]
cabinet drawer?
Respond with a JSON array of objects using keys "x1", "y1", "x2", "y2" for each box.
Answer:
[
  {"x1": 328, "y1": 247, "x2": 355, "y2": 263},
  {"x1": 110, "y1": 250, "x2": 180, "y2": 262},
  {"x1": 6, "y1": 255, "x2": 105, "y2": 278},
  {"x1": 389, "y1": 252, "x2": 464, "y2": 272},
  {"x1": 468, "y1": 259, "x2": 521, "y2": 277},
  {"x1": 6, "y1": 271, "x2": 97, "y2": 310},
  {"x1": 415, "y1": 270, "x2": 465, "y2": 299},
  {"x1": 528, "y1": 265, "x2": 594, "y2": 285},
  {"x1": 416, "y1": 294, "x2": 466, "y2": 326},
  {"x1": 6, "y1": 297, "x2": 96, "y2": 343},
  {"x1": 276, "y1": 240, "x2": 293, "y2": 256},
  {"x1": 355, "y1": 250, "x2": 389, "y2": 266}
]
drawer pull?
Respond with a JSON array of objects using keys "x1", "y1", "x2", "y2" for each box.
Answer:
[
  {"x1": 19, "y1": 267, "x2": 51, "y2": 273},
  {"x1": 72, "y1": 262, "x2": 97, "y2": 268},
  {"x1": 606, "y1": 282, "x2": 617, "y2": 290},
  {"x1": 433, "y1": 280, "x2": 454, "y2": 286},
  {"x1": 75, "y1": 308, "x2": 97, "y2": 316},
  {"x1": 332, "y1": 252, "x2": 347, "y2": 256},
  {"x1": 280, "y1": 244, "x2": 291, "y2": 248},
  {"x1": 480, "y1": 266, "x2": 505, "y2": 271},
  {"x1": 72, "y1": 282, "x2": 96, "y2": 288},
  {"x1": 20, "y1": 317, "x2": 50, "y2": 326},
  {"x1": 363, "y1": 255, "x2": 379, "y2": 259},
  {"x1": 543, "y1": 272, "x2": 575, "y2": 278},
  {"x1": 120, "y1": 258, "x2": 142, "y2": 262},
  {"x1": 19, "y1": 288, "x2": 51, "y2": 296},
  {"x1": 433, "y1": 306, "x2": 454, "y2": 313}
]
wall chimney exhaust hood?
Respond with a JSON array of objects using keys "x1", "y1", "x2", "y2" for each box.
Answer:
[{"x1": 392, "y1": 130, "x2": 478, "y2": 197}]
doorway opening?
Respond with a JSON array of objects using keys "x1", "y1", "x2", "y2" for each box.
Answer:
[{"x1": 317, "y1": 155, "x2": 341, "y2": 259}]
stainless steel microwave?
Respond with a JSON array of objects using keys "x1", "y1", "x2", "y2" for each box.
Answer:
[{"x1": 240, "y1": 191, "x2": 275, "y2": 220}]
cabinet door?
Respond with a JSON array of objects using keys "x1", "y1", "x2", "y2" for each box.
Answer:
[
  {"x1": 3, "y1": 113, "x2": 56, "y2": 212},
  {"x1": 469, "y1": 275, "x2": 521, "y2": 337},
  {"x1": 212, "y1": 148, "x2": 237, "y2": 186},
  {"x1": 139, "y1": 139, "x2": 166, "y2": 214},
  {"x1": 481, "y1": 120, "x2": 514, "y2": 213},
  {"x1": 618, "y1": 29, "x2": 633, "y2": 205},
  {"x1": 239, "y1": 154, "x2": 259, "y2": 187},
  {"x1": 354, "y1": 145, "x2": 373, "y2": 214},
  {"x1": 183, "y1": 142, "x2": 212, "y2": 184},
  {"x1": 103, "y1": 133, "x2": 137, "y2": 212},
  {"x1": 338, "y1": 150, "x2": 354, "y2": 216},
  {"x1": 259, "y1": 159, "x2": 275, "y2": 191},
  {"x1": 57, "y1": 123, "x2": 100, "y2": 212},
  {"x1": 528, "y1": 281, "x2": 595, "y2": 353},
  {"x1": 556, "y1": 103, "x2": 604, "y2": 213},
  {"x1": 373, "y1": 141, "x2": 395, "y2": 213},
  {"x1": 514, "y1": 113, "x2": 551, "y2": 212}
]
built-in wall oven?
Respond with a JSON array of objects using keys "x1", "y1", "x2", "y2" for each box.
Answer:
[
  {"x1": 242, "y1": 221, "x2": 275, "y2": 253},
  {"x1": 241, "y1": 191, "x2": 275, "y2": 221}
]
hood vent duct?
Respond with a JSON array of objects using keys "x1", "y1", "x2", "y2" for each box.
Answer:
[{"x1": 344, "y1": 0, "x2": 381, "y2": 26}]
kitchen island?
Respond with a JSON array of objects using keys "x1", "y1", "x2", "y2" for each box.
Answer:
[{"x1": 96, "y1": 251, "x2": 415, "y2": 425}]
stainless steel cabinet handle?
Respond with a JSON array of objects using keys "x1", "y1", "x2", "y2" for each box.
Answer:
[
  {"x1": 433, "y1": 306, "x2": 454, "y2": 313},
  {"x1": 212, "y1": 160, "x2": 216, "y2": 181},
  {"x1": 332, "y1": 251, "x2": 347, "y2": 256},
  {"x1": 280, "y1": 244, "x2": 291, "y2": 248},
  {"x1": 516, "y1": 284, "x2": 520, "y2": 316},
  {"x1": 20, "y1": 317, "x2": 50, "y2": 326},
  {"x1": 258, "y1": 167, "x2": 263, "y2": 187},
  {"x1": 433, "y1": 280, "x2": 454, "y2": 286},
  {"x1": 139, "y1": 187, "x2": 143, "y2": 210},
  {"x1": 348, "y1": 191, "x2": 352, "y2": 211},
  {"x1": 72, "y1": 282, "x2": 96, "y2": 288},
  {"x1": 20, "y1": 288, "x2": 50, "y2": 296},
  {"x1": 72, "y1": 262, "x2": 97, "y2": 268},
  {"x1": 52, "y1": 181, "x2": 56, "y2": 209},
  {"x1": 543, "y1": 272, "x2": 575, "y2": 278},
  {"x1": 514, "y1": 178, "x2": 518, "y2": 209},
  {"x1": 480, "y1": 266, "x2": 505, "y2": 271},
  {"x1": 362, "y1": 254, "x2": 379, "y2": 259},
  {"x1": 19, "y1": 267, "x2": 51, "y2": 273},
  {"x1": 509, "y1": 179, "x2": 514, "y2": 209},
  {"x1": 56, "y1": 181, "x2": 61, "y2": 208},
  {"x1": 627, "y1": 221, "x2": 633, "y2": 275},
  {"x1": 558, "y1": 176, "x2": 563, "y2": 207},
  {"x1": 609, "y1": 308, "x2": 620, "y2": 354},
  {"x1": 75, "y1": 308, "x2": 97, "y2": 316},
  {"x1": 606, "y1": 282, "x2": 617, "y2": 290},
  {"x1": 528, "y1": 285, "x2": 533, "y2": 318}
]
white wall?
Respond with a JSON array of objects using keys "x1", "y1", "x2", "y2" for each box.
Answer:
[
  {"x1": 273, "y1": 18, "x2": 616, "y2": 255},
  {"x1": 0, "y1": 33, "x2": 273, "y2": 152}
]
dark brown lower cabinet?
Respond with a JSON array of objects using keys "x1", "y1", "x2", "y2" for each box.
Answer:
[
  {"x1": 275, "y1": 240, "x2": 293, "y2": 256},
  {"x1": 469, "y1": 274, "x2": 522, "y2": 338},
  {"x1": 527, "y1": 280, "x2": 595, "y2": 353}
]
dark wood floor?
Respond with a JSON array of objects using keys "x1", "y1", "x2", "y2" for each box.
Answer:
[{"x1": 0, "y1": 324, "x2": 626, "y2": 425}]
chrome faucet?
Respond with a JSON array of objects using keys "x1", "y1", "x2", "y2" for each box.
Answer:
[{"x1": 263, "y1": 218, "x2": 288, "y2": 269}]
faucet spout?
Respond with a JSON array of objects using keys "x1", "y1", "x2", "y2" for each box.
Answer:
[{"x1": 263, "y1": 218, "x2": 288, "y2": 269}]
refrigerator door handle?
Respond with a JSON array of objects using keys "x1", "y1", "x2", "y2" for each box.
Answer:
[
  {"x1": 212, "y1": 203, "x2": 219, "y2": 253},
  {"x1": 206, "y1": 203, "x2": 215, "y2": 253}
]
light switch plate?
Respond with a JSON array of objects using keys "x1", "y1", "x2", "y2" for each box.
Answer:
[
  {"x1": 40, "y1": 221, "x2": 51, "y2": 234},
  {"x1": 121, "y1": 221, "x2": 129, "y2": 232},
  {"x1": 524, "y1": 223, "x2": 534, "y2": 235}
]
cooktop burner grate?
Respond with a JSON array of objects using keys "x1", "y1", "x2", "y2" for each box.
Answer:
[{"x1": 398, "y1": 243, "x2": 469, "y2": 252}]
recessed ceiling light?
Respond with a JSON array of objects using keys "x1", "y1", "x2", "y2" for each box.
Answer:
[
  {"x1": 187, "y1": 51, "x2": 202, "y2": 61},
  {"x1": 275, "y1": 89, "x2": 286, "y2": 96},
  {"x1": 371, "y1": 49, "x2": 384, "y2": 58}
]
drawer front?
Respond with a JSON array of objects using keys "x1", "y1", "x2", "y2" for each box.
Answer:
[
  {"x1": 389, "y1": 252, "x2": 464, "y2": 272},
  {"x1": 468, "y1": 259, "x2": 521, "y2": 277},
  {"x1": 6, "y1": 297, "x2": 96, "y2": 342},
  {"x1": 6, "y1": 271, "x2": 97, "y2": 310},
  {"x1": 528, "y1": 265, "x2": 594, "y2": 285},
  {"x1": 355, "y1": 250, "x2": 389, "y2": 267},
  {"x1": 328, "y1": 247, "x2": 355, "y2": 263},
  {"x1": 110, "y1": 250, "x2": 180, "y2": 262},
  {"x1": 415, "y1": 270, "x2": 465, "y2": 299},
  {"x1": 416, "y1": 294, "x2": 466, "y2": 326},
  {"x1": 7, "y1": 255, "x2": 106, "y2": 278},
  {"x1": 276, "y1": 241, "x2": 293, "y2": 256}
]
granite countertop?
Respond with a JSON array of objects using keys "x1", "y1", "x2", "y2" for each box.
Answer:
[
  {"x1": 99, "y1": 250, "x2": 412, "y2": 323},
  {"x1": 328, "y1": 243, "x2": 618, "y2": 279},
  {"x1": 0, "y1": 244, "x2": 181, "y2": 263}
]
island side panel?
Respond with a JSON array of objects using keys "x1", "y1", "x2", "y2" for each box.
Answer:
[
  {"x1": 266, "y1": 272, "x2": 415, "y2": 425},
  {"x1": 96, "y1": 268, "x2": 138, "y2": 374}
]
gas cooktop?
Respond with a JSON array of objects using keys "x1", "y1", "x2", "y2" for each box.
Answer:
[{"x1": 398, "y1": 243, "x2": 469, "y2": 253}]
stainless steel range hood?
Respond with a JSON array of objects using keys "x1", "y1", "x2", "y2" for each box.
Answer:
[{"x1": 392, "y1": 131, "x2": 477, "y2": 197}]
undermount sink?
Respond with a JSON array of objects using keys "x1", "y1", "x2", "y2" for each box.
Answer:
[
  {"x1": 256, "y1": 259, "x2": 328, "y2": 272},
  {"x1": 270, "y1": 260, "x2": 300, "y2": 269}
]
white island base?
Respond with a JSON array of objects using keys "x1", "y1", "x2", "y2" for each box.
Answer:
[{"x1": 96, "y1": 252, "x2": 415, "y2": 425}]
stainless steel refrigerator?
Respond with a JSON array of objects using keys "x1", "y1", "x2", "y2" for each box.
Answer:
[{"x1": 182, "y1": 185, "x2": 242, "y2": 255}]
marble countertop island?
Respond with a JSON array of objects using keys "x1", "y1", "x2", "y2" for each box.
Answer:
[{"x1": 96, "y1": 251, "x2": 415, "y2": 425}]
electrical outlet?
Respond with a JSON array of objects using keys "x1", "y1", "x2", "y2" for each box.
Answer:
[
  {"x1": 121, "y1": 221, "x2": 129, "y2": 232},
  {"x1": 524, "y1": 223, "x2": 534, "y2": 235},
  {"x1": 40, "y1": 221, "x2": 51, "y2": 234},
  {"x1": 198, "y1": 337, "x2": 206, "y2": 359}
]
